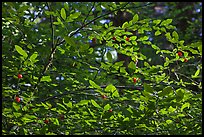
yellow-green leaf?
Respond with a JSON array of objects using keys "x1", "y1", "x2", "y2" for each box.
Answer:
[
  {"x1": 40, "y1": 76, "x2": 52, "y2": 82},
  {"x1": 61, "y1": 8, "x2": 66, "y2": 20},
  {"x1": 181, "y1": 102, "x2": 190, "y2": 112},
  {"x1": 89, "y1": 80, "x2": 101, "y2": 89},
  {"x1": 90, "y1": 99, "x2": 101, "y2": 108},
  {"x1": 104, "y1": 104, "x2": 111, "y2": 111},
  {"x1": 155, "y1": 30, "x2": 161, "y2": 36},
  {"x1": 15, "y1": 45, "x2": 28, "y2": 59}
]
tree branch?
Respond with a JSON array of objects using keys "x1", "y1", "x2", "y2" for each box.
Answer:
[
  {"x1": 39, "y1": 85, "x2": 143, "y2": 102},
  {"x1": 82, "y1": 2, "x2": 96, "y2": 26},
  {"x1": 56, "y1": 2, "x2": 154, "y2": 46}
]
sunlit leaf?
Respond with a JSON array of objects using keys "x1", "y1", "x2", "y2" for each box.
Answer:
[
  {"x1": 105, "y1": 84, "x2": 117, "y2": 93},
  {"x1": 90, "y1": 99, "x2": 101, "y2": 108},
  {"x1": 155, "y1": 30, "x2": 161, "y2": 36},
  {"x1": 153, "y1": 19, "x2": 161, "y2": 25},
  {"x1": 128, "y1": 61, "x2": 136, "y2": 70},
  {"x1": 15, "y1": 45, "x2": 28, "y2": 59},
  {"x1": 40, "y1": 76, "x2": 52, "y2": 82},
  {"x1": 132, "y1": 14, "x2": 139, "y2": 23},
  {"x1": 112, "y1": 90, "x2": 119, "y2": 98},
  {"x1": 77, "y1": 100, "x2": 89, "y2": 106},
  {"x1": 89, "y1": 80, "x2": 101, "y2": 89},
  {"x1": 104, "y1": 104, "x2": 111, "y2": 111},
  {"x1": 30, "y1": 52, "x2": 38, "y2": 63},
  {"x1": 122, "y1": 22, "x2": 128, "y2": 28},
  {"x1": 123, "y1": 117, "x2": 130, "y2": 122},
  {"x1": 61, "y1": 8, "x2": 66, "y2": 20},
  {"x1": 181, "y1": 102, "x2": 190, "y2": 112}
]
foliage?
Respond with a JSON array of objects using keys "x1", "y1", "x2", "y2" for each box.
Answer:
[{"x1": 2, "y1": 2, "x2": 202, "y2": 135}]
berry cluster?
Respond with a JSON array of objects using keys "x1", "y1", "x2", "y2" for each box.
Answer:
[{"x1": 177, "y1": 51, "x2": 188, "y2": 62}]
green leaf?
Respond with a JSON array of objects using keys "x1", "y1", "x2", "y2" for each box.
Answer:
[
  {"x1": 144, "y1": 61, "x2": 150, "y2": 67},
  {"x1": 192, "y1": 69, "x2": 200, "y2": 78},
  {"x1": 181, "y1": 102, "x2": 190, "y2": 112},
  {"x1": 137, "y1": 36, "x2": 149, "y2": 41},
  {"x1": 30, "y1": 52, "x2": 38, "y2": 63},
  {"x1": 155, "y1": 30, "x2": 161, "y2": 36},
  {"x1": 40, "y1": 76, "x2": 52, "y2": 82},
  {"x1": 158, "y1": 86, "x2": 173, "y2": 96},
  {"x1": 104, "y1": 104, "x2": 111, "y2": 111},
  {"x1": 132, "y1": 14, "x2": 139, "y2": 22},
  {"x1": 13, "y1": 112, "x2": 22, "y2": 118},
  {"x1": 120, "y1": 67, "x2": 127, "y2": 74},
  {"x1": 151, "y1": 44, "x2": 160, "y2": 51},
  {"x1": 15, "y1": 45, "x2": 28, "y2": 59},
  {"x1": 77, "y1": 100, "x2": 89, "y2": 106},
  {"x1": 112, "y1": 90, "x2": 119, "y2": 98},
  {"x1": 153, "y1": 19, "x2": 161, "y2": 25},
  {"x1": 64, "y1": 36, "x2": 76, "y2": 47},
  {"x1": 106, "y1": 51, "x2": 113, "y2": 62},
  {"x1": 122, "y1": 22, "x2": 128, "y2": 28},
  {"x1": 168, "y1": 106, "x2": 176, "y2": 113},
  {"x1": 166, "y1": 119, "x2": 173, "y2": 124},
  {"x1": 160, "y1": 19, "x2": 172, "y2": 26},
  {"x1": 142, "y1": 91, "x2": 152, "y2": 99},
  {"x1": 123, "y1": 117, "x2": 130, "y2": 122},
  {"x1": 57, "y1": 17, "x2": 62, "y2": 24},
  {"x1": 128, "y1": 61, "x2": 136, "y2": 70},
  {"x1": 130, "y1": 36, "x2": 137, "y2": 40},
  {"x1": 90, "y1": 99, "x2": 101, "y2": 108},
  {"x1": 172, "y1": 31, "x2": 179, "y2": 40},
  {"x1": 57, "y1": 103, "x2": 67, "y2": 110},
  {"x1": 165, "y1": 32, "x2": 171, "y2": 39},
  {"x1": 176, "y1": 89, "x2": 184, "y2": 102},
  {"x1": 69, "y1": 12, "x2": 81, "y2": 19},
  {"x1": 105, "y1": 23, "x2": 108, "y2": 28},
  {"x1": 64, "y1": 3, "x2": 69, "y2": 11},
  {"x1": 105, "y1": 84, "x2": 117, "y2": 93},
  {"x1": 89, "y1": 80, "x2": 101, "y2": 89},
  {"x1": 61, "y1": 8, "x2": 66, "y2": 20},
  {"x1": 198, "y1": 43, "x2": 202, "y2": 54},
  {"x1": 144, "y1": 83, "x2": 153, "y2": 93},
  {"x1": 65, "y1": 102, "x2": 72, "y2": 108},
  {"x1": 53, "y1": 118, "x2": 59, "y2": 126}
]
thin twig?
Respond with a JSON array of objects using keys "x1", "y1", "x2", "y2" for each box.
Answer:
[
  {"x1": 56, "y1": 2, "x2": 154, "y2": 46},
  {"x1": 175, "y1": 72, "x2": 199, "y2": 85},
  {"x1": 39, "y1": 85, "x2": 143, "y2": 102},
  {"x1": 82, "y1": 2, "x2": 96, "y2": 26},
  {"x1": 46, "y1": 2, "x2": 55, "y2": 49},
  {"x1": 33, "y1": 2, "x2": 154, "y2": 91}
]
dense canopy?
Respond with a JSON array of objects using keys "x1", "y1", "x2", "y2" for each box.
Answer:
[{"x1": 2, "y1": 2, "x2": 202, "y2": 135}]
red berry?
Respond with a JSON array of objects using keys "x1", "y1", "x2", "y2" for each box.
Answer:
[
  {"x1": 44, "y1": 119, "x2": 49, "y2": 124},
  {"x1": 15, "y1": 97, "x2": 21, "y2": 103},
  {"x1": 92, "y1": 38, "x2": 96, "y2": 44},
  {"x1": 177, "y1": 51, "x2": 183, "y2": 57},
  {"x1": 133, "y1": 77, "x2": 137, "y2": 83},
  {"x1": 109, "y1": 109, "x2": 113, "y2": 112},
  {"x1": 184, "y1": 58, "x2": 188, "y2": 62},
  {"x1": 112, "y1": 37, "x2": 116, "y2": 41},
  {"x1": 101, "y1": 95, "x2": 107, "y2": 99},
  {"x1": 126, "y1": 37, "x2": 129, "y2": 41},
  {"x1": 17, "y1": 74, "x2": 23, "y2": 79}
]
